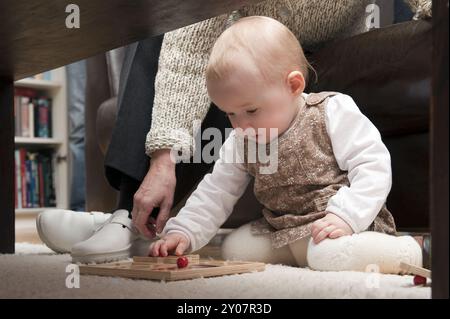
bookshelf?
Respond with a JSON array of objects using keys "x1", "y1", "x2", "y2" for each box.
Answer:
[{"x1": 14, "y1": 67, "x2": 69, "y2": 222}]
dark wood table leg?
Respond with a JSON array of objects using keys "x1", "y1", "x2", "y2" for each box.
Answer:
[
  {"x1": 431, "y1": 0, "x2": 449, "y2": 299},
  {"x1": 0, "y1": 77, "x2": 15, "y2": 254}
]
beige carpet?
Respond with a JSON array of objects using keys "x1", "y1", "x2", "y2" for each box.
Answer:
[{"x1": 0, "y1": 243, "x2": 430, "y2": 299}]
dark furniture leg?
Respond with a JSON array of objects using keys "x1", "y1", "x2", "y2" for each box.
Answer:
[
  {"x1": 0, "y1": 77, "x2": 15, "y2": 254},
  {"x1": 431, "y1": 0, "x2": 449, "y2": 299}
]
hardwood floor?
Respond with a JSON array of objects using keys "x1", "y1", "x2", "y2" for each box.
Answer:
[{"x1": 15, "y1": 214, "x2": 42, "y2": 244}]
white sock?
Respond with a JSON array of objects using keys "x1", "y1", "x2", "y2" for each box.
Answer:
[{"x1": 306, "y1": 231, "x2": 422, "y2": 274}]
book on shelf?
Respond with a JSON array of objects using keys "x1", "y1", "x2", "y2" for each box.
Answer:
[
  {"x1": 14, "y1": 148, "x2": 56, "y2": 209},
  {"x1": 14, "y1": 87, "x2": 52, "y2": 139}
]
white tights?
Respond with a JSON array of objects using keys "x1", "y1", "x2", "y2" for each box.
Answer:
[{"x1": 221, "y1": 222, "x2": 422, "y2": 274}]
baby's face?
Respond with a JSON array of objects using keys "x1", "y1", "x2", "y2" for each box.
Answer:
[{"x1": 207, "y1": 68, "x2": 300, "y2": 144}]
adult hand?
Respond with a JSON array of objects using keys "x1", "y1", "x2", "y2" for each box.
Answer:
[{"x1": 131, "y1": 149, "x2": 176, "y2": 238}]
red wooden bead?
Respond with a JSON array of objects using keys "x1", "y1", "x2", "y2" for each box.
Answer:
[
  {"x1": 177, "y1": 256, "x2": 189, "y2": 268},
  {"x1": 413, "y1": 275, "x2": 427, "y2": 285}
]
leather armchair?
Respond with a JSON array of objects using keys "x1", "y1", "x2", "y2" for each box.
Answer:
[
  {"x1": 86, "y1": 19, "x2": 431, "y2": 232},
  {"x1": 306, "y1": 20, "x2": 431, "y2": 231}
]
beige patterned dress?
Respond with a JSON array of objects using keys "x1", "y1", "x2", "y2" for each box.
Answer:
[{"x1": 238, "y1": 92, "x2": 396, "y2": 249}]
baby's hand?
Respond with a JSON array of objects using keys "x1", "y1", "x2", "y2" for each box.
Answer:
[
  {"x1": 311, "y1": 212, "x2": 354, "y2": 244},
  {"x1": 149, "y1": 232, "x2": 190, "y2": 257}
]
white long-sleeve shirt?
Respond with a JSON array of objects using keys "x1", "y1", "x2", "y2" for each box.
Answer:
[{"x1": 161, "y1": 93, "x2": 392, "y2": 252}]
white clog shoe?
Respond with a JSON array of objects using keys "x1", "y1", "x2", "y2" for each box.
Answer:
[
  {"x1": 70, "y1": 209, "x2": 151, "y2": 264},
  {"x1": 36, "y1": 209, "x2": 111, "y2": 253}
]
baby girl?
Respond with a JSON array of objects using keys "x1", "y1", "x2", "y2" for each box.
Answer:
[{"x1": 149, "y1": 16, "x2": 422, "y2": 273}]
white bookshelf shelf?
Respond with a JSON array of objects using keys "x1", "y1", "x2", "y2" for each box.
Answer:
[
  {"x1": 14, "y1": 137, "x2": 63, "y2": 145},
  {"x1": 14, "y1": 67, "x2": 69, "y2": 216},
  {"x1": 15, "y1": 78, "x2": 62, "y2": 90}
]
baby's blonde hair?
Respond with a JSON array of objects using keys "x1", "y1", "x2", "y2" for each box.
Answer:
[{"x1": 206, "y1": 16, "x2": 313, "y2": 86}]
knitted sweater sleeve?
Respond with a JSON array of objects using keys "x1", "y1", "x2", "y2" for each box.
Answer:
[
  {"x1": 403, "y1": 0, "x2": 432, "y2": 19},
  {"x1": 145, "y1": 14, "x2": 230, "y2": 157}
]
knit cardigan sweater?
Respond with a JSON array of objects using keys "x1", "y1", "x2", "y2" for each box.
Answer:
[{"x1": 145, "y1": 0, "x2": 431, "y2": 157}]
